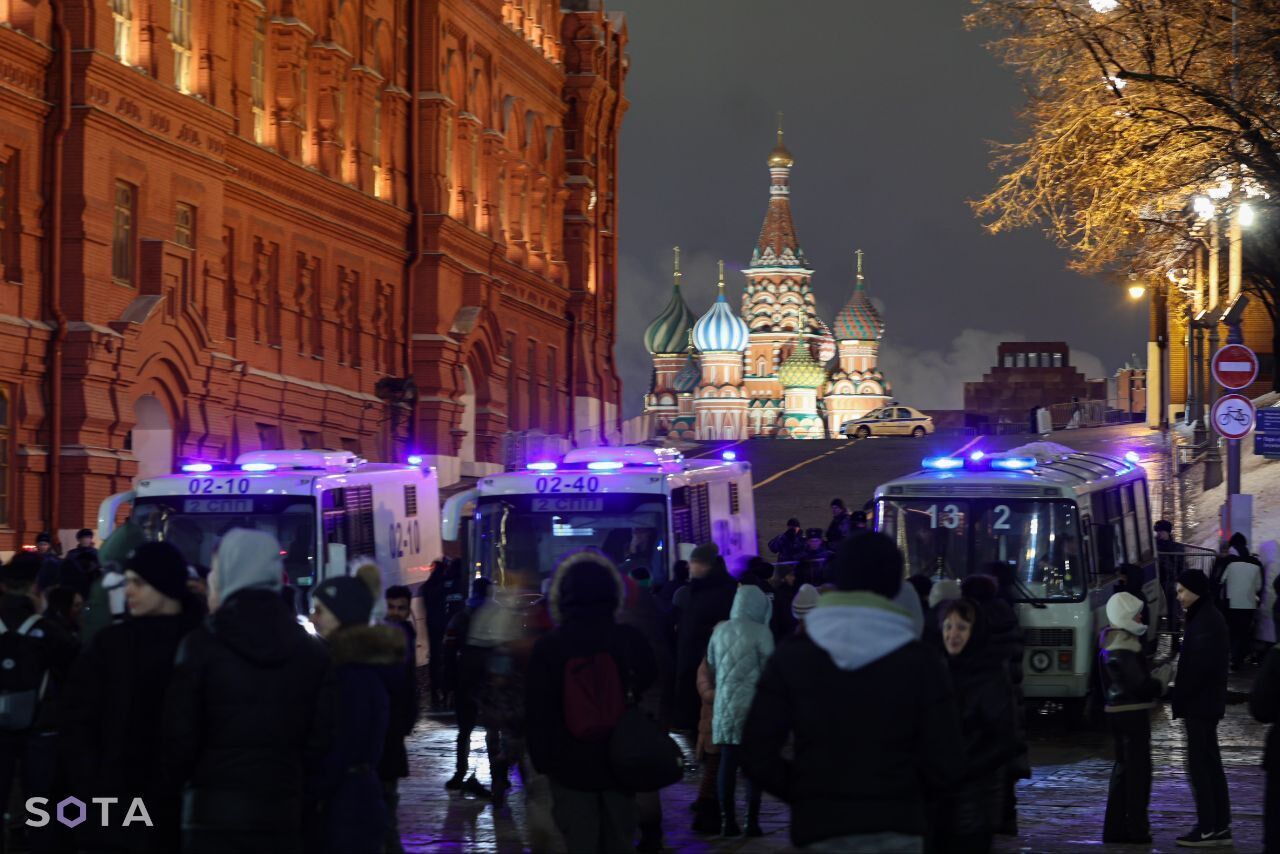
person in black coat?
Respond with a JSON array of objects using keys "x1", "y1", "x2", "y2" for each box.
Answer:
[
  {"x1": 380, "y1": 585, "x2": 418, "y2": 854},
  {"x1": 1171, "y1": 569, "x2": 1233, "y2": 847},
  {"x1": 767, "y1": 519, "x2": 807, "y2": 563},
  {"x1": 825, "y1": 499, "x2": 852, "y2": 545},
  {"x1": 310, "y1": 575, "x2": 405, "y2": 854},
  {"x1": 962, "y1": 572, "x2": 1028, "y2": 836},
  {"x1": 740, "y1": 533, "x2": 965, "y2": 850},
  {"x1": 1099, "y1": 591, "x2": 1171, "y2": 844},
  {"x1": 934, "y1": 598, "x2": 1018, "y2": 854},
  {"x1": 1250, "y1": 644, "x2": 1280, "y2": 853},
  {"x1": 672, "y1": 543, "x2": 738, "y2": 731},
  {"x1": 443, "y1": 578, "x2": 493, "y2": 795},
  {"x1": 163, "y1": 529, "x2": 334, "y2": 854},
  {"x1": 421, "y1": 559, "x2": 460, "y2": 708},
  {"x1": 526, "y1": 554, "x2": 657, "y2": 853},
  {"x1": 60, "y1": 542, "x2": 204, "y2": 853}
]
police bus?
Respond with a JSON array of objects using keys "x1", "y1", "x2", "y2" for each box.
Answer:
[
  {"x1": 97, "y1": 449, "x2": 442, "y2": 597},
  {"x1": 442, "y1": 445, "x2": 756, "y2": 588},
  {"x1": 873, "y1": 443, "x2": 1161, "y2": 707}
]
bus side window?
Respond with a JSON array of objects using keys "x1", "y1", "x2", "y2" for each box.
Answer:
[
  {"x1": 1120, "y1": 485, "x2": 1140, "y2": 565},
  {"x1": 671, "y1": 487, "x2": 693, "y2": 545},
  {"x1": 1132, "y1": 479, "x2": 1153, "y2": 563},
  {"x1": 1080, "y1": 513, "x2": 1098, "y2": 581}
]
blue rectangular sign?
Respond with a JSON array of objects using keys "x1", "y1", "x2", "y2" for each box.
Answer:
[
  {"x1": 1258, "y1": 408, "x2": 1280, "y2": 433},
  {"x1": 1255, "y1": 433, "x2": 1280, "y2": 456}
]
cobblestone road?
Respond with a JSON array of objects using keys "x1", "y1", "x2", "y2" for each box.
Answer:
[{"x1": 395, "y1": 667, "x2": 1269, "y2": 853}]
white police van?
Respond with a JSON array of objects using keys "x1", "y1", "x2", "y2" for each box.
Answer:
[
  {"x1": 442, "y1": 445, "x2": 756, "y2": 588},
  {"x1": 874, "y1": 443, "x2": 1162, "y2": 709},
  {"x1": 97, "y1": 449, "x2": 442, "y2": 595}
]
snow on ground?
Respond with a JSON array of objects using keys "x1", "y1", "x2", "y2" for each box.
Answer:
[{"x1": 1189, "y1": 401, "x2": 1280, "y2": 551}]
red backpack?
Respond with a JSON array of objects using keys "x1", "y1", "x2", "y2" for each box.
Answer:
[{"x1": 563, "y1": 651, "x2": 626, "y2": 741}]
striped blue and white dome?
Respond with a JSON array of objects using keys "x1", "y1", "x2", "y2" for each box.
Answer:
[{"x1": 693, "y1": 264, "x2": 749, "y2": 353}]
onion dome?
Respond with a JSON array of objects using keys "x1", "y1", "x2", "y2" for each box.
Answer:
[
  {"x1": 833, "y1": 249, "x2": 884, "y2": 341},
  {"x1": 643, "y1": 247, "x2": 697, "y2": 355},
  {"x1": 673, "y1": 338, "x2": 701, "y2": 393},
  {"x1": 692, "y1": 261, "x2": 750, "y2": 353},
  {"x1": 816, "y1": 318, "x2": 837, "y2": 363},
  {"x1": 777, "y1": 339, "x2": 826, "y2": 389}
]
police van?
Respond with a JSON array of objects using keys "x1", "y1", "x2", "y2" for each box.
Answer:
[
  {"x1": 873, "y1": 443, "x2": 1161, "y2": 709},
  {"x1": 97, "y1": 449, "x2": 442, "y2": 596},
  {"x1": 442, "y1": 445, "x2": 756, "y2": 588}
]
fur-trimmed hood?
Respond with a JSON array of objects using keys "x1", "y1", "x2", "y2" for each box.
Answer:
[{"x1": 328, "y1": 623, "x2": 406, "y2": 667}]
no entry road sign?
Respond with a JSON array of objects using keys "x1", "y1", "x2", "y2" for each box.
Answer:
[
  {"x1": 1213, "y1": 393, "x2": 1256, "y2": 440},
  {"x1": 1212, "y1": 344, "x2": 1259, "y2": 390}
]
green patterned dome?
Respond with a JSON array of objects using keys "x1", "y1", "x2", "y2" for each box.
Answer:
[
  {"x1": 644, "y1": 247, "x2": 697, "y2": 355},
  {"x1": 778, "y1": 341, "x2": 826, "y2": 389}
]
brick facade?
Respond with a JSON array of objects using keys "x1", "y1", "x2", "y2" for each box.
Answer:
[
  {"x1": 0, "y1": 0, "x2": 627, "y2": 552},
  {"x1": 963, "y1": 341, "x2": 1091, "y2": 427}
]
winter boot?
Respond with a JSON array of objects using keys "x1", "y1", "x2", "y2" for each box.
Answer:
[
  {"x1": 721, "y1": 806, "x2": 742, "y2": 838},
  {"x1": 444, "y1": 770, "x2": 467, "y2": 790},
  {"x1": 691, "y1": 798, "x2": 720, "y2": 835},
  {"x1": 636, "y1": 823, "x2": 663, "y2": 853},
  {"x1": 745, "y1": 803, "x2": 763, "y2": 837},
  {"x1": 461, "y1": 774, "x2": 492, "y2": 799}
]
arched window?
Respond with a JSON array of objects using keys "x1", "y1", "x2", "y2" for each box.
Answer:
[
  {"x1": 251, "y1": 15, "x2": 267, "y2": 143},
  {"x1": 111, "y1": 0, "x2": 133, "y2": 65},
  {"x1": 372, "y1": 97, "x2": 384, "y2": 197}
]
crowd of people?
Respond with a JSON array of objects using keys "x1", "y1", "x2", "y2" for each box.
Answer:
[{"x1": 6, "y1": 510, "x2": 1280, "y2": 852}]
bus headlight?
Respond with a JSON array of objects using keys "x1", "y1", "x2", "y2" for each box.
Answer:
[{"x1": 1029, "y1": 650, "x2": 1052, "y2": 673}]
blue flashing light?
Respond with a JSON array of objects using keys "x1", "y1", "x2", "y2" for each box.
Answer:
[
  {"x1": 922, "y1": 456, "x2": 964, "y2": 471},
  {"x1": 181, "y1": 463, "x2": 213, "y2": 473},
  {"x1": 407, "y1": 454, "x2": 424, "y2": 467},
  {"x1": 1124, "y1": 451, "x2": 1141, "y2": 464},
  {"x1": 526, "y1": 461, "x2": 558, "y2": 472},
  {"x1": 990, "y1": 457, "x2": 1037, "y2": 471},
  {"x1": 241, "y1": 462, "x2": 278, "y2": 472},
  {"x1": 721, "y1": 450, "x2": 737, "y2": 461},
  {"x1": 587, "y1": 461, "x2": 624, "y2": 471},
  {"x1": 969, "y1": 451, "x2": 985, "y2": 462}
]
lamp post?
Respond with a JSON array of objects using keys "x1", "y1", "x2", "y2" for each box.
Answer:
[{"x1": 1129, "y1": 278, "x2": 1169, "y2": 431}]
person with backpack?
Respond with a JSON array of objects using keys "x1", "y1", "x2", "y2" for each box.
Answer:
[
  {"x1": 59, "y1": 541, "x2": 204, "y2": 852},
  {"x1": 706, "y1": 584, "x2": 774, "y2": 837},
  {"x1": 163, "y1": 529, "x2": 334, "y2": 853},
  {"x1": 0, "y1": 553, "x2": 79, "y2": 853},
  {"x1": 526, "y1": 554, "x2": 657, "y2": 853}
]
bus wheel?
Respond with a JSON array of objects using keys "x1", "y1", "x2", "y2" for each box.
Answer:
[
  {"x1": 912, "y1": 426, "x2": 926, "y2": 438},
  {"x1": 856, "y1": 426, "x2": 871, "y2": 439}
]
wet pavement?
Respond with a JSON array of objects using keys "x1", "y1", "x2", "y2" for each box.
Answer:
[{"x1": 395, "y1": 665, "x2": 1270, "y2": 853}]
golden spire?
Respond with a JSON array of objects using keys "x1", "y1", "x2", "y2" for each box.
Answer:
[
  {"x1": 717, "y1": 259, "x2": 726, "y2": 292},
  {"x1": 768, "y1": 112, "x2": 794, "y2": 168},
  {"x1": 857, "y1": 248, "x2": 864, "y2": 280},
  {"x1": 673, "y1": 245, "x2": 682, "y2": 288}
]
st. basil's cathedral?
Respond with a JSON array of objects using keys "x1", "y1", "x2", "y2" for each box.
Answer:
[{"x1": 642, "y1": 130, "x2": 892, "y2": 440}]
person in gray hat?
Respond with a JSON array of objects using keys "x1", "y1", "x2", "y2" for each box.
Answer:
[{"x1": 163, "y1": 529, "x2": 333, "y2": 854}]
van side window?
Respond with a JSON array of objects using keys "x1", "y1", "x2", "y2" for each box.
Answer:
[
  {"x1": 404, "y1": 484, "x2": 418, "y2": 517},
  {"x1": 323, "y1": 485, "x2": 376, "y2": 560}
]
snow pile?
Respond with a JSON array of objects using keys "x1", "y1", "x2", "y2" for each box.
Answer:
[
  {"x1": 1189, "y1": 449, "x2": 1280, "y2": 550},
  {"x1": 1005, "y1": 441, "x2": 1086, "y2": 463}
]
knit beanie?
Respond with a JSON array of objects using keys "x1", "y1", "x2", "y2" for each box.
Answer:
[
  {"x1": 1229, "y1": 532, "x2": 1249, "y2": 556},
  {"x1": 124, "y1": 541, "x2": 190, "y2": 602},
  {"x1": 791, "y1": 583, "x2": 820, "y2": 620},
  {"x1": 213, "y1": 528, "x2": 284, "y2": 601},
  {"x1": 928, "y1": 578, "x2": 963, "y2": 609},
  {"x1": 313, "y1": 575, "x2": 375, "y2": 627},
  {"x1": 1105, "y1": 591, "x2": 1147, "y2": 637},
  {"x1": 829, "y1": 532, "x2": 903, "y2": 597},
  {"x1": 1177, "y1": 568, "x2": 1210, "y2": 599}
]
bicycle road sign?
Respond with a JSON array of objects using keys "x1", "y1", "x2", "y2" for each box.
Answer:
[
  {"x1": 1212, "y1": 393, "x2": 1255, "y2": 440},
  {"x1": 1212, "y1": 344, "x2": 1259, "y2": 390}
]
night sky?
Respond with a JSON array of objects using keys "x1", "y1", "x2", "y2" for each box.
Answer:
[{"x1": 610, "y1": 0, "x2": 1146, "y2": 418}]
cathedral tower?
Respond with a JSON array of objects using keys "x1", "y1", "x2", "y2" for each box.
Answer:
[
  {"x1": 643, "y1": 247, "x2": 697, "y2": 431},
  {"x1": 692, "y1": 262, "x2": 750, "y2": 440},
  {"x1": 824, "y1": 250, "x2": 891, "y2": 434}
]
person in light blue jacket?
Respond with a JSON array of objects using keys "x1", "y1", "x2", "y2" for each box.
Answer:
[{"x1": 706, "y1": 584, "x2": 774, "y2": 837}]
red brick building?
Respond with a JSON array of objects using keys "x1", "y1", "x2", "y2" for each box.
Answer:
[
  {"x1": 0, "y1": 0, "x2": 627, "y2": 553},
  {"x1": 963, "y1": 342, "x2": 1091, "y2": 428}
]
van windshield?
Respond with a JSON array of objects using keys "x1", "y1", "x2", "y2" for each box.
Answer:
[
  {"x1": 877, "y1": 497, "x2": 1085, "y2": 601},
  {"x1": 131, "y1": 496, "x2": 317, "y2": 586},
  {"x1": 472, "y1": 494, "x2": 669, "y2": 588}
]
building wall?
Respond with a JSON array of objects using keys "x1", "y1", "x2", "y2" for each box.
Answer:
[
  {"x1": 963, "y1": 342, "x2": 1090, "y2": 426},
  {"x1": 0, "y1": 0, "x2": 627, "y2": 550}
]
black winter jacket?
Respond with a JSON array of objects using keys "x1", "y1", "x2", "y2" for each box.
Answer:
[
  {"x1": 936, "y1": 646, "x2": 1019, "y2": 838},
  {"x1": 673, "y1": 567, "x2": 737, "y2": 729},
  {"x1": 1099, "y1": 627, "x2": 1161, "y2": 712},
  {"x1": 740, "y1": 635, "x2": 964, "y2": 846},
  {"x1": 526, "y1": 614, "x2": 656, "y2": 791},
  {"x1": 1172, "y1": 597, "x2": 1229, "y2": 720},
  {"x1": 163, "y1": 590, "x2": 334, "y2": 853},
  {"x1": 0, "y1": 594, "x2": 79, "y2": 734},
  {"x1": 1250, "y1": 645, "x2": 1280, "y2": 772},
  {"x1": 767, "y1": 530, "x2": 806, "y2": 563},
  {"x1": 60, "y1": 612, "x2": 201, "y2": 852},
  {"x1": 312, "y1": 624, "x2": 405, "y2": 854}
]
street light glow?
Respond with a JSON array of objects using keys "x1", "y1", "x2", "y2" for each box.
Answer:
[
  {"x1": 1089, "y1": 0, "x2": 1120, "y2": 11},
  {"x1": 1127, "y1": 284, "x2": 1146, "y2": 299},
  {"x1": 1238, "y1": 203, "x2": 1256, "y2": 227},
  {"x1": 1193, "y1": 196, "x2": 1216, "y2": 219}
]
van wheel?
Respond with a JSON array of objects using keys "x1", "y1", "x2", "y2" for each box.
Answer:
[
  {"x1": 912, "y1": 426, "x2": 926, "y2": 437},
  {"x1": 856, "y1": 426, "x2": 871, "y2": 439}
]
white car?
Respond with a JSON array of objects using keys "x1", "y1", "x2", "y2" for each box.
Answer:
[{"x1": 841, "y1": 406, "x2": 935, "y2": 439}]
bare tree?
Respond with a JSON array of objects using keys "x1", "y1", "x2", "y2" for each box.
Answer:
[{"x1": 970, "y1": 0, "x2": 1280, "y2": 388}]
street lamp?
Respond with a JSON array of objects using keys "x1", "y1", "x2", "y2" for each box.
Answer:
[{"x1": 1127, "y1": 283, "x2": 1147, "y2": 300}]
